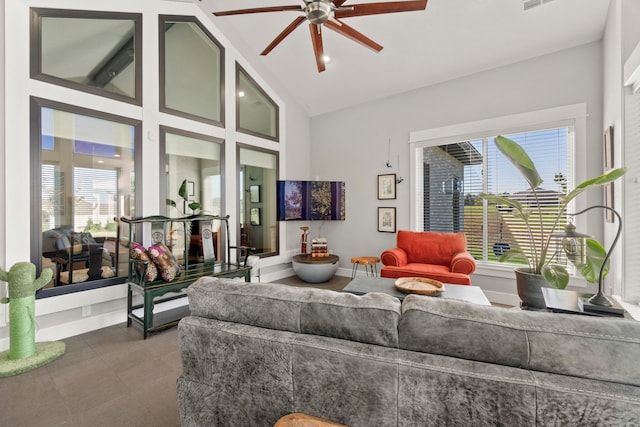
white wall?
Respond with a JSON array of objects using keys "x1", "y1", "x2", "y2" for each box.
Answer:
[
  {"x1": 310, "y1": 41, "x2": 605, "y2": 305},
  {"x1": 0, "y1": 0, "x2": 312, "y2": 350},
  {"x1": 602, "y1": 0, "x2": 640, "y2": 299}
]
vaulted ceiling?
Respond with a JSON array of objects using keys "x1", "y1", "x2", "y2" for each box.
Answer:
[{"x1": 192, "y1": 0, "x2": 611, "y2": 116}]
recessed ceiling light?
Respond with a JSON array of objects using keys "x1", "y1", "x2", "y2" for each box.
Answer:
[
  {"x1": 322, "y1": 55, "x2": 332, "y2": 64},
  {"x1": 238, "y1": 90, "x2": 245, "y2": 97}
]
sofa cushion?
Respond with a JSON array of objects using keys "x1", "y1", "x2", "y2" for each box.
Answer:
[
  {"x1": 398, "y1": 295, "x2": 640, "y2": 387},
  {"x1": 148, "y1": 242, "x2": 180, "y2": 281},
  {"x1": 187, "y1": 277, "x2": 402, "y2": 347},
  {"x1": 380, "y1": 264, "x2": 472, "y2": 285},
  {"x1": 129, "y1": 241, "x2": 158, "y2": 282}
]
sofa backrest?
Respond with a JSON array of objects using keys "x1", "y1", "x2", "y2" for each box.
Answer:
[
  {"x1": 397, "y1": 230, "x2": 468, "y2": 265},
  {"x1": 186, "y1": 277, "x2": 402, "y2": 348},
  {"x1": 398, "y1": 295, "x2": 640, "y2": 387}
]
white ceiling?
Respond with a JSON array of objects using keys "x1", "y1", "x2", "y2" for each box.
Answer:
[{"x1": 192, "y1": 0, "x2": 611, "y2": 116}]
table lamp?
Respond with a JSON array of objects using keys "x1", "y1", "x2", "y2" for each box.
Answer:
[{"x1": 556, "y1": 205, "x2": 622, "y2": 307}]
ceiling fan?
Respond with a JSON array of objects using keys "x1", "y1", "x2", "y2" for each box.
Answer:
[{"x1": 213, "y1": 0, "x2": 428, "y2": 72}]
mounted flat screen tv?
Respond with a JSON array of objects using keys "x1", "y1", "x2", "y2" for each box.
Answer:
[{"x1": 277, "y1": 180, "x2": 345, "y2": 221}]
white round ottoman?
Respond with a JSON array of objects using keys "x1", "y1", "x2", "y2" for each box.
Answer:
[{"x1": 292, "y1": 254, "x2": 339, "y2": 283}]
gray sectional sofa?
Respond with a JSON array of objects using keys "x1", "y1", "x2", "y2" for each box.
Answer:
[{"x1": 177, "y1": 277, "x2": 640, "y2": 426}]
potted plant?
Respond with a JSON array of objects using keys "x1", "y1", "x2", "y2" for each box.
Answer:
[
  {"x1": 166, "y1": 179, "x2": 201, "y2": 216},
  {"x1": 480, "y1": 136, "x2": 625, "y2": 309}
]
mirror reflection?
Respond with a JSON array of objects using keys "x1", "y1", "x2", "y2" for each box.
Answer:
[
  {"x1": 38, "y1": 106, "x2": 136, "y2": 291},
  {"x1": 239, "y1": 147, "x2": 278, "y2": 256}
]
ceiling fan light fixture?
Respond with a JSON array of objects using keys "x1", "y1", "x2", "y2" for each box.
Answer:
[{"x1": 305, "y1": 0, "x2": 333, "y2": 25}]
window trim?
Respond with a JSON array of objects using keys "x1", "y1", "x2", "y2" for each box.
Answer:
[
  {"x1": 236, "y1": 63, "x2": 280, "y2": 142},
  {"x1": 30, "y1": 8, "x2": 143, "y2": 106},
  {"x1": 30, "y1": 96, "x2": 143, "y2": 298},
  {"x1": 159, "y1": 15, "x2": 225, "y2": 128},
  {"x1": 409, "y1": 104, "x2": 587, "y2": 272}
]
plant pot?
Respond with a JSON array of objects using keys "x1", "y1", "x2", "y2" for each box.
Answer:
[{"x1": 514, "y1": 267, "x2": 548, "y2": 310}]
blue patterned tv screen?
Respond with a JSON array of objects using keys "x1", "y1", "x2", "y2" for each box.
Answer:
[{"x1": 277, "y1": 180, "x2": 345, "y2": 221}]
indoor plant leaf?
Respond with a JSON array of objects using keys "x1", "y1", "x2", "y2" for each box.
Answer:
[
  {"x1": 562, "y1": 167, "x2": 627, "y2": 205},
  {"x1": 166, "y1": 199, "x2": 176, "y2": 208},
  {"x1": 494, "y1": 135, "x2": 543, "y2": 190},
  {"x1": 541, "y1": 264, "x2": 570, "y2": 289},
  {"x1": 576, "y1": 238, "x2": 610, "y2": 284},
  {"x1": 178, "y1": 179, "x2": 188, "y2": 200}
]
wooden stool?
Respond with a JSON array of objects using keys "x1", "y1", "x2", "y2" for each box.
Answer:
[
  {"x1": 274, "y1": 413, "x2": 346, "y2": 427},
  {"x1": 350, "y1": 256, "x2": 380, "y2": 278}
]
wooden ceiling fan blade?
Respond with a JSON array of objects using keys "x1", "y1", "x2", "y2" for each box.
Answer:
[
  {"x1": 261, "y1": 16, "x2": 307, "y2": 56},
  {"x1": 324, "y1": 20, "x2": 382, "y2": 52},
  {"x1": 335, "y1": 0, "x2": 427, "y2": 19},
  {"x1": 309, "y1": 24, "x2": 326, "y2": 73},
  {"x1": 213, "y1": 5, "x2": 303, "y2": 17},
  {"x1": 333, "y1": 0, "x2": 349, "y2": 7}
]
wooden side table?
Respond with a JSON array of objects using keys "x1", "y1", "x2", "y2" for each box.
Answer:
[{"x1": 350, "y1": 256, "x2": 380, "y2": 278}]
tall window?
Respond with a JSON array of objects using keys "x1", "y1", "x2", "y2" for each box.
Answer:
[
  {"x1": 31, "y1": 9, "x2": 142, "y2": 104},
  {"x1": 418, "y1": 127, "x2": 573, "y2": 265},
  {"x1": 160, "y1": 16, "x2": 224, "y2": 125},
  {"x1": 34, "y1": 102, "x2": 138, "y2": 291},
  {"x1": 239, "y1": 146, "x2": 278, "y2": 256},
  {"x1": 237, "y1": 64, "x2": 279, "y2": 141},
  {"x1": 163, "y1": 129, "x2": 224, "y2": 262}
]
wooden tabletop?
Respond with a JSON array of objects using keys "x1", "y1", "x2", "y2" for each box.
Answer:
[{"x1": 292, "y1": 254, "x2": 339, "y2": 264}]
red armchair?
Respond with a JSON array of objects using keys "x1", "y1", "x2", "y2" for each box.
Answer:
[{"x1": 380, "y1": 230, "x2": 476, "y2": 285}]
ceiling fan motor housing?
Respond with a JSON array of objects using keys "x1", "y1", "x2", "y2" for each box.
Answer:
[{"x1": 306, "y1": 0, "x2": 333, "y2": 25}]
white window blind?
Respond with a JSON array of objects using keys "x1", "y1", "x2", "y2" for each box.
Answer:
[
  {"x1": 422, "y1": 128, "x2": 571, "y2": 265},
  {"x1": 624, "y1": 89, "x2": 640, "y2": 303}
]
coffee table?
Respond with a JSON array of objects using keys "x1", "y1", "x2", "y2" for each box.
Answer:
[{"x1": 343, "y1": 276, "x2": 491, "y2": 306}]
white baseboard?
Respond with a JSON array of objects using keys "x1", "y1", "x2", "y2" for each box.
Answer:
[{"x1": 0, "y1": 310, "x2": 127, "y2": 352}]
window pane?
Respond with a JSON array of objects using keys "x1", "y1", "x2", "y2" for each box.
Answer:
[
  {"x1": 239, "y1": 147, "x2": 278, "y2": 256},
  {"x1": 237, "y1": 66, "x2": 279, "y2": 140},
  {"x1": 34, "y1": 10, "x2": 139, "y2": 101},
  {"x1": 423, "y1": 128, "x2": 570, "y2": 265},
  {"x1": 162, "y1": 18, "x2": 223, "y2": 123},
  {"x1": 165, "y1": 131, "x2": 222, "y2": 263},
  {"x1": 40, "y1": 107, "x2": 136, "y2": 289}
]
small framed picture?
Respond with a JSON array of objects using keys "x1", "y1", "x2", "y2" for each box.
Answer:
[
  {"x1": 250, "y1": 207, "x2": 261, "y2": 225},
  {"x1": 604, "y1": 126, "x2": 614, "y2": 171},
  {"x1": 378, "y1": 174, "x2": 396, "y2": 200},
  {"x1": 378, "y1": 207, "x2": 396, "y2": 233},
  {"x1": 249, "y1": 185, "x2": 260, "y2": 203},
  {"x1": 604, "y1": 182, "x2": 614, "y2": 223},
  {"x1": 187, "y1": 181, "x2": 195, "y2": 197}
]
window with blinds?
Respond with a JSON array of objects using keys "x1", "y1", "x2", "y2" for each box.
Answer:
[
  {"x1": 422, "y1": 127, "x2": 572, "y2": 265},
  {"x1": 624, "y1": 89, "x2": 640, "y2": 304}
]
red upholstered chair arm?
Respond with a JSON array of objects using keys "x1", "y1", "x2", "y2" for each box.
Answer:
[
  {"x1": 381, "y1": 248, "x2": 407, "y2": 267},
  {"x1": 450, "y1": 251, "x2": 477, "y2": 275}
]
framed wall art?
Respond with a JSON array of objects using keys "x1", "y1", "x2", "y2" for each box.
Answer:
[
  {"x1": 604, "y1": 182, "x2": 614, "y2": 223},
  {"x1": 250, "y1": 207, "x2": 261, "y2": 225},
  {"x1": 378, "y1": 207, "x2": 396, "y2": 233},
  {"x1": 378, "y1": 174, "x2": 396, "y2": 200},
  {"x1": 249, "y1": 185, "x2": 260, "y2": 203},
  {"x1": 604, "y1": 125, "x2": 614, "y2": 171},
  {"x1": 187, "y1": 180, "x2": 195, "y2": 197}
]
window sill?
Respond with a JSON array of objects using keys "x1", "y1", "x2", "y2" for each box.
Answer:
[{"x1": 473, "y1": 262, "x2": 588, "y2": 288}]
